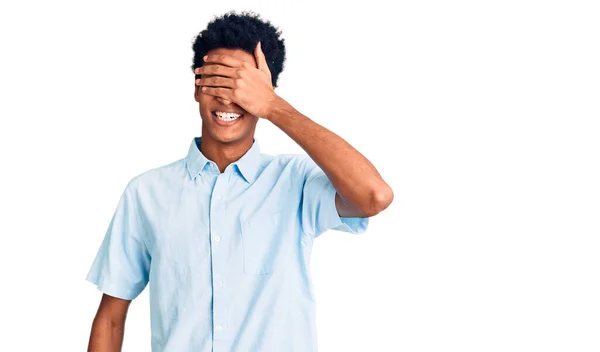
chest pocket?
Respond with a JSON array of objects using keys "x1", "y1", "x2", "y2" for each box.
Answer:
[{"x1": 241, "y1": 212, "x2": 283, "y2": 275}]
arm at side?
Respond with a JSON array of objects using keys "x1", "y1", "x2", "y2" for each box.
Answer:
[{"x1": 88, "y1": 294, "x2": 131, "y2": 352}]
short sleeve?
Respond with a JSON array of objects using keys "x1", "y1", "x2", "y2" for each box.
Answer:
[
  {"x1": 300, "y1": 157, "x2": 370, "y2": 238},
  {"x1": 85, "y1": 181, "x2": 151, "y2": 300}
]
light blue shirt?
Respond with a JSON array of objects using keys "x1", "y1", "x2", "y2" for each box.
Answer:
[{"x1": 86, "y1": 136, "x2": 369, "y2": 351}]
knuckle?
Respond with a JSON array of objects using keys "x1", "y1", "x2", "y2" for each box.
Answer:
[{"x1": 212, "y1": 76, "x2": 219, "y2": 84}]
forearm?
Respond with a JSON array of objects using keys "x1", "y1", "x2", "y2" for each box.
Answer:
[
  {"x1": 265, "y1": 97, "x2": 393, "y2": 216},
  {"x1": 88, "y1": 315, "x2": 125, "y2": 352}
]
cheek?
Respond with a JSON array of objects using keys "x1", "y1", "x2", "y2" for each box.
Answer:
[{"x1": 196, "y1": 88, "x2": 212, "y2": 104}]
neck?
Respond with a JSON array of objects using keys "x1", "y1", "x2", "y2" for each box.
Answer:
[{"x1": 200, "y1": 129, "x2": 253, "y2": 173}]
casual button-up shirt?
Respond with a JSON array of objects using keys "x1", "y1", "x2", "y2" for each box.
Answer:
[{"x1": 86, "y1": 136, "x2": 369, "y2": 351}]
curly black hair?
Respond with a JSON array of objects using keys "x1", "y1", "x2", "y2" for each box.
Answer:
[{"x1": 191, "y1": 11, "x2": 286, "y2": 88}]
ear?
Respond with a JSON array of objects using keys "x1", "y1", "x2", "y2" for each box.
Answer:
[{"x1": 194, "y1": 83, "x2": 201, "y2": 103}]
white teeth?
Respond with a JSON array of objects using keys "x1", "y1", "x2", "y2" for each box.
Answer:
[{"x1": 215, "y1": 111, "x2": 242, "y2": 121}]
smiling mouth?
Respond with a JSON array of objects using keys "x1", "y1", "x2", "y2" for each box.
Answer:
[{"x1": 212, "y1": 110, "x2": 244, "y2": 125}]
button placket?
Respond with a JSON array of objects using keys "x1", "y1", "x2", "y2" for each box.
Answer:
[
  {"x1": 210, "y1": 171, "x2": 230, "y2": 341},
  {"x1": 211, "y1": 173, "x2": 227, "y2": 246}
]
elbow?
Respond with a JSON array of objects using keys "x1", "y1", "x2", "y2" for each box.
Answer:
[{"x1": 362, "y1": 185, "x2": 394, "y2": 217}]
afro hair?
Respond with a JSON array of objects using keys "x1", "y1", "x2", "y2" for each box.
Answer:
[{"x1": 191, "y1": 11, "x2": 286, "y2": 88}]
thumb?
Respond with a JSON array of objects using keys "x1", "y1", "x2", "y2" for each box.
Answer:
[{"x1": 254, "y1": 41, "x2": 270, "y2": 75}]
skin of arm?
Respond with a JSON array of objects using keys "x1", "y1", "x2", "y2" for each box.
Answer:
[
  {"x1": 197, "y1": 43, "x2": 394, "y2": 218},
  {"x1": 264, "y1": 99, "x2": 393, "y2": 217},
  {"x1": 88, "y1": 294, "x2": 131, "y2": 352}
]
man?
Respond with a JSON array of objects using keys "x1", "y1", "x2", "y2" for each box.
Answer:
[{"x1": 86, "y1": 11, "x2": 393, "y2": 352}]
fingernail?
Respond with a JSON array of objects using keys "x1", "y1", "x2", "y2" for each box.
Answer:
[{"x1": 203, "y1": 55, "x2": 208, "y2": 61}]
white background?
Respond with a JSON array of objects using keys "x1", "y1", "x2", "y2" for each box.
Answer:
[{"x1": 1, "y1": 0, "x2": 599, "y2": 351}]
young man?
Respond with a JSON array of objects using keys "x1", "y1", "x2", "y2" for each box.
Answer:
[{"x1": 86, "y1": 11, "x2": 393, "y2": 352}]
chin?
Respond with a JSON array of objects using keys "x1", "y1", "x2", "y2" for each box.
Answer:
[{"x1": 206, "y1": 126, "x2": 249, "y2": 145}]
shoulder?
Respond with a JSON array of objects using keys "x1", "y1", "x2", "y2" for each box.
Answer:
[
  {"x1": 255, "y1": 153, "x2": 323, "y2": 186},
  {"x1": 258, "y1": 153, "x2": 315, "y2": 176},
  {"x1": 124, "y1": 158, "x2": 186, "y2": 195},
  {"x1": 261, "y1": 153, "x2": 313, "y2": 169}
]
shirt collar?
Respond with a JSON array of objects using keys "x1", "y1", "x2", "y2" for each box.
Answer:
[{"x1": 185, "y1": 136, "x2": 261, "y2": 183}]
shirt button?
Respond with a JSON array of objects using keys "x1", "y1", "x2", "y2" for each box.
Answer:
[
  {"x1": 215, "y1": 195, "x2": 222, "y2": 200},
  {"x1": 215, "y1": 325, "x2": 223, "y2": 332},
  {"x1": 218, "y1": 280, "x2": 224, "y2": 287},
  {"x1": 214, "y1": 235, "x2": 221, "y2": 242}
]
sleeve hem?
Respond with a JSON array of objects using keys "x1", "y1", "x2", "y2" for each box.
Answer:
[
  {"x1": 86, "y1": 274, "x2": 143, "y2": 301},
  {"x1": 316, "y1": 181, "x2": 370, "y2": 237}
]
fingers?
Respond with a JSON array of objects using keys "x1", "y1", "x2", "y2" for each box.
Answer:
[
  {"x1": 195, "y1": 76, "x2": 235, "y2": 89},
  {"x1": 199, "y1": 86, "x2": 232, "y2": 99},
  {"x1": 195, "y1": 64, "x2": 238, "y2": 78},
  {"x1": 202, "y1": 54, "x2": 243, "y2": 68}
]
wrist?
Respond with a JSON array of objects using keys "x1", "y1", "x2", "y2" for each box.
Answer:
[{"x1": 264, "y1": 95, "x2": 292, "y2": 122}]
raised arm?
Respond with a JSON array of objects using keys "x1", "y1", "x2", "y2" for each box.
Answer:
[{"x1": 196, "y1": 42, "x2": 394, "y2": 218}]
